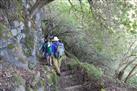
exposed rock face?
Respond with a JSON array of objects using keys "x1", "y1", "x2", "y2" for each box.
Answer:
[
  {"x1": 0, "y1": 59, "x2": 57, "y2": 91},
  {"x1": 0, "y1": 0, "x2": 44, "y2": 69},
  {"x1": 0, "y1": 1, "x2": 48, "y2": 90}
]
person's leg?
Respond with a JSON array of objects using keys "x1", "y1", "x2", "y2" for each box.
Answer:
[
  {"x1": 58, "y1": 55, "x2": 66, "y2": 68},
  {"x1": 53, "y1": 57, "x2": 60, "y2": 75},
  {"x1": 49, "y1": 56, "x2": 52, "y2": 66},
  {"x1": 45, "y1": 53, "x2": 49, "y2": 65},
  {"x1": 46, "y1": 55, "x2": 51, "y2": 66},
  {"x1": 58, "y1": 57, "x2": 62, "y2": 68}
]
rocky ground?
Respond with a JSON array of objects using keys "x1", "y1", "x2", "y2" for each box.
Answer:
[
  {"x1": 0, "y1": 58, "x2": 56, "y2": 91},
  {"x1": 1, "y1": 57, "x2": 137, "y2": 91}
]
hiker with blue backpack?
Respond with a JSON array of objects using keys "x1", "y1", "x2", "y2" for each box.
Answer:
[
  {"x1": 51, "y1": 36, "x2": 65, "y2": 76},
  {"x1": 41, "y1": 36, "x2": 65, "y2": 75}
]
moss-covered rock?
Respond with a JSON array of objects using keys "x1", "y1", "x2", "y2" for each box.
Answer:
[
  {"x1": 23, "y1": 34, "x2": 34, "y2": 57},
  {"x1": 0, "y1": 23, "x2": 6, "y2": 38},
  {"x1": 7, "y1": 44, "x2": 15, "y2": 49}
]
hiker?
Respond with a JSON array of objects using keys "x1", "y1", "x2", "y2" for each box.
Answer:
[
  {"x1": 52, "y1": 36, "x2": 65, "y2": 75},
  {"x1": 41, "y1": 36, "x2": 52, "y2": 66}
]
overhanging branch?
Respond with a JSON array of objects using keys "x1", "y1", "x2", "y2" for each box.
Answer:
[{"x1": 30, "y1": 0, "x2": 55, "y2": 18}]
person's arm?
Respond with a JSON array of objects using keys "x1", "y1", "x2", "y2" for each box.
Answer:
[{"x1": 41, "y1": 44, "x2": 45, "y2": 52}]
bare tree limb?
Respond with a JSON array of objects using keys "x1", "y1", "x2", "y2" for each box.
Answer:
[
  {"x1": 128, "y1": 71, "x2": 137, "y2": 79},
  {"x1": 124, "y1": 64, "x2": 137, "y2": 83},
  {"x1": 30, "y1": 0, "x2": 55, "y2": 18},
  {"x1": 116, "y1": 57, "x2": 137, "y2": 80},
  {"x1": 122, "y1": 57, "x2": 137, "y2": 71},
  {"x1": 117, "y1": 40, "x2": 137, "y2": 71}
]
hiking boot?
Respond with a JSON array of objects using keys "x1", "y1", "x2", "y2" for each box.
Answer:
[
  {"x1": 56, "y1": 72, "x2": 61, "y2": 76},
  {"x1": 48, "y1": 63, "x2": 52, "y2": 67},
  {"x1": 49, "y1": 63, "x2": 53, "y2": 66}
]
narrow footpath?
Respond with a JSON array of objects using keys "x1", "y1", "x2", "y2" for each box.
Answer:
[{"x1": 59, "y1": 60, "x2": 87, "y2": 91}]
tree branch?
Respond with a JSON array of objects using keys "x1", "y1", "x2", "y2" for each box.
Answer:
[
  {"x1": 30, "y1": 0, "x2": 55, "y2": 18},
  {"x1": 124, "y1": 64, "x2": 137, "y2": 83}
]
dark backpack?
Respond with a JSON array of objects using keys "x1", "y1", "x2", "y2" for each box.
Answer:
[
  {"x1": 47, "y1": 42, "x2": 52, "y2": 54},
  {"x1": 41, "y1": 41, "x2": 52, "y2": 56}
]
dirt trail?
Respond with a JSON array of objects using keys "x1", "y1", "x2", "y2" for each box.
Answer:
[{"x1": 59, "y1": 60, "x2": 87, "y2": 91}]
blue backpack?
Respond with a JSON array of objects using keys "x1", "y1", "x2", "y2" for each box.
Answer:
[
  {"x1": 52, "y1": 42, "x2": 65, "y2": 58},
  {"x1": 57, "y1": 42, "x2": 65, "y2": 57}
]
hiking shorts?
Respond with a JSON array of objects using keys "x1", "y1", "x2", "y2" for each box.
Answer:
[{"x1": 45, "y1": 52, "x2": 53, "y2": 58}]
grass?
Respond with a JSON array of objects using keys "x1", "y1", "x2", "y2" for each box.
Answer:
[
  {"x1": 69, "y1": 58, "x2": 80, "y2": 69},
  {"x1": 68, "y1": 57, "x2": 103, "y2": 80},
  {"x1": 46, "y1": 70, "x2": 59, "y2": 91},
  {"x1": 81, "y1": 63, "x2": 103, "y2": 80},
  {"x1": 7, "y1": 44, "x2": 15, "y2": 49}
]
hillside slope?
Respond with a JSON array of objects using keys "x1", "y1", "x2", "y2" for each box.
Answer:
[{"x1": 58, "y1": 59, "x2": 137, "y2": 91}]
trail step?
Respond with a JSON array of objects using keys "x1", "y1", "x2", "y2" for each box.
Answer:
[
  {"x1": 64, "y1": 85, "x2": 84, "y2": 91},
  {"x1": 59, "y1": 60, "x2": 85, "y2": 91},
  {"x1": 60, "y1": 74, "x2": 84, "y2": 88},
  {"x1": 61, "y1": 70, "x2": 74, "y2": 76},
  {"x1": 61, "y1": 65, "x2": 71, "y2": 72}
]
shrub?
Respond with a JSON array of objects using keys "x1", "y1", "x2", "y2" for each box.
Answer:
[
  {"x1": 69, "y1": 57, "x2": 103, "y2": 80},
  {"x1": 81, "y1": 63, "x2": 103, "y2": 80},
  {"x1": 7, "y1": 44, "x2": 15, "y2": 49},
  {"x1": 127, "y1": 76, "x2": 137, "y2": 86}
]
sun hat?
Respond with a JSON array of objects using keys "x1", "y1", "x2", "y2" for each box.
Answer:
[{"x1": 52, "y1": 36, "x2": 59, "y2": 41}]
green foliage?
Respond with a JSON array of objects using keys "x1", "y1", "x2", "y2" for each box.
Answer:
[
  {"x1": 40, "y1": 79, "x2": 46, "y2": 87},
  {"x1": 28, "y1": 62, "x2": 36, "y2": 70},
  {"x1": 49, "y1": 0, "x2": 137, "y2": 86},
  {"x1": 81, "y1": 63, "x2": 103, "y2": 80},
  {"x1": 127, "y1": 76, "x2": 137, "y2": 86},
  {"x1": 15, "y1": 0, "x2": 24, "y2": 21},
  {"x1": 0, "y1": 23, "x2": 5, "y2": 38},
  {"x1": 69, "y1": 58, "x2": 102, "y2": 80},
  {"x1": 47, "y1": 70, "x2": 59, "y2": 91},
  {"x1": 118, "y1": 0, "x2": 137, "y2": 34},
  {"x1": 7, "y1": 44, "x2": 15, "y2": 49},
  {"x1": 12, "y1": 74, "x2": 25, "y2": 87},
  {"x1": 23, "y1": 35, "x2": 34, "y2": 57},
  {"x1": 69, "y1": 58, "x2": 80, "y2": 69}
]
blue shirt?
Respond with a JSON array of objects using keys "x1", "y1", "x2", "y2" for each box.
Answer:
[{"x1": 52, "y1": 41, "x2": 59, "y2": 55}]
